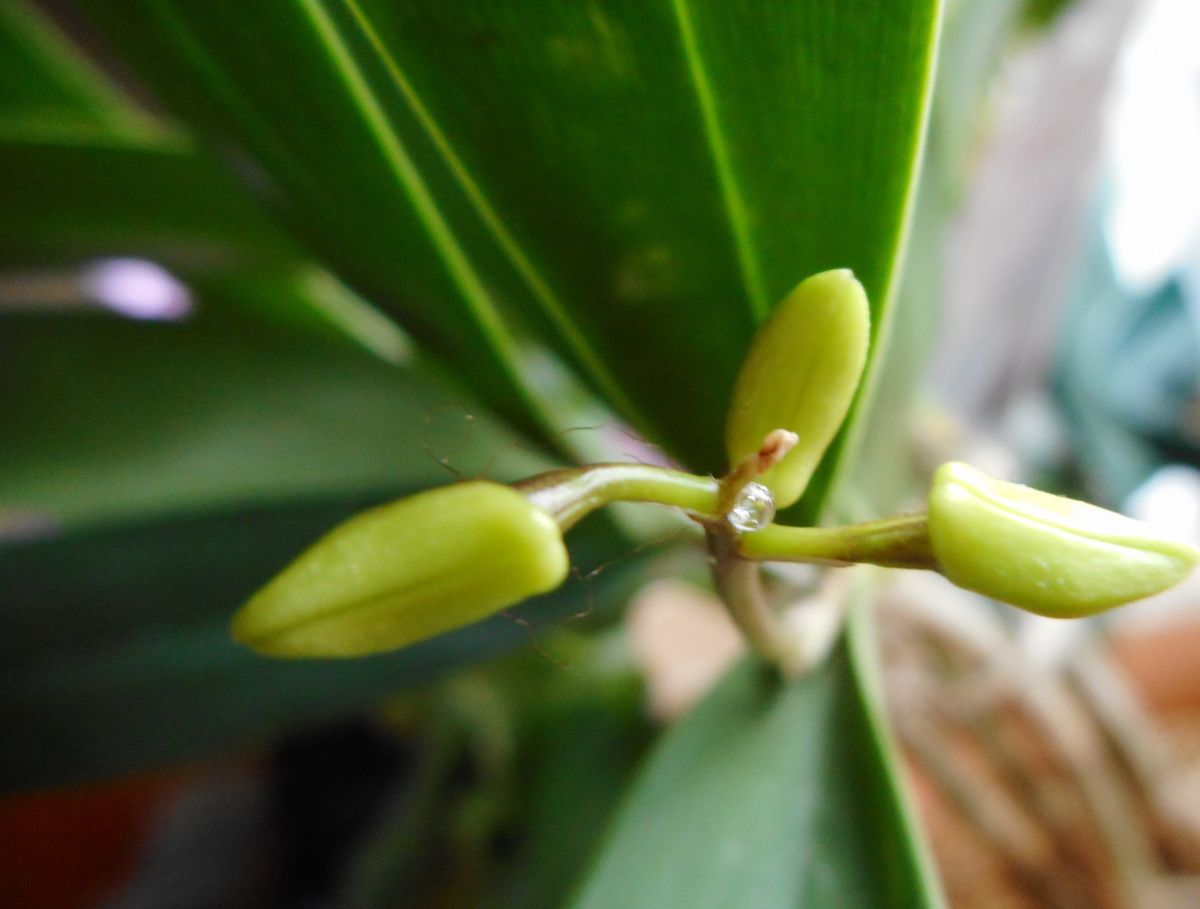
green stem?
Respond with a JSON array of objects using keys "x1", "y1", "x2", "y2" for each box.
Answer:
[
  {"x1": 706, "y1": 527, "x2": 802, "y2": 675},
  {"x1": 738, "y1": 511, "x2": 935, "y2": 569},
  {"x1": 516, "y1": 463, "x2": 721, "y2": 530},
  {"x1": 513, "y1": 461, "x2": 933, "y2": 674}
]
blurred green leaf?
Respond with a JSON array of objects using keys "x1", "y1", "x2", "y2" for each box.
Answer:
[
  {"x1": 568, "y1": 606, "x2": 942, "y2": 909},
  {"x1": 0, "y1": 0, "x2": 152, "y2": 131},
  {"x1": 79, "y1": 1, "x2": 941, "y2": 485},
  {"x1": 1022, "y1": 0, "x2": 1077, "y2": 31},
  {"x1": 0, "y1": 307, "x2": 528, "y2": 528},
  {"x1": 926, "y1": 0, "x2": 1024, "y2": 204},
  {"x1": 0, "y1": 2, "x2": 279, "y2": 267},
  {"x1": 849, "y1": 0, "x2": 1026, "y2": 514},
  {"x1": 0, "y1": 126, "x2": 418, "y2": 364},
  {"x1": 0, "y1": 498, "x2": 644, "y2": 793},
  {"x1": 0, "y1": 130, "x2": 295, "y2": 268},
  {"x1": 76, "y1": 0, "x2": 562, "y2": 440},
  {"x1": 344, "y1": 642, "x2": 653, "y2": 909},
  {"x1": 0, "y1": 300, "x2": 650, "y2": 791},
  {"x1": 849, "y1": 173, "x2": 943, "y2": 514},
  {"x1": 0, "y1": 2, "x2": 412, "y2": 365},
  {"x1": 488, "y1": 645, "x2": 652, "y2": 909}
]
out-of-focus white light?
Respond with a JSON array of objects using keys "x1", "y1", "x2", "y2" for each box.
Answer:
[
  {"x1": 1126, "y1": 464, "x2": 1200, "y2": 541},
  {"x1": 1104, "y1": 0, "x2": 1200, "y2": 290},
  {"x1": 81, "y1": 258, "x2": 193, "y2": 321}
]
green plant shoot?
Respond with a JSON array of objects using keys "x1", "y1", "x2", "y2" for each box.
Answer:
[
  {"x1": 928, "y1": 461, "x2": 1200, "y2": 617},
  {"x1": 724, "y1": 269, "x2": 870, "y2": 509},
  {"x1": 231, "y1": 276, "x2": 1200, "y2": 664},
  {"x1": 232, "y1": 481, "x2": 568, "y2": 658}
]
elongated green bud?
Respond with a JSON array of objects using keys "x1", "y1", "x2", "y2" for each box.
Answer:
[
  {"x1": 929, "y1": 462, "x2": 1199, "y2": 617},
  {"x1": 232, "y1": 481, "x2": 569, "y2": 658},
  {"x1": 725, "y1": 269, "x2": 869, "y2": 508}
]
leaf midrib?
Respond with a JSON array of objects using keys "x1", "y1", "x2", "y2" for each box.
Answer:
[
  {"x1": 670, "y1": 0, "x2": 768, "y2": 323},
  {"x1": 339, "y1": 0, "x2": 655, "y2": 434},
  {"x1": 302, "y1": 0, "x2": 551, "y2": 430}
]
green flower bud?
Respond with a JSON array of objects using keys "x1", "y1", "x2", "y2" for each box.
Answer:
[
  {"x1": 929, "y1": 462, "x2": 1199, "y2": 617},
  {"x1": 232, "y1": 481, "x2": 570, "y2": 658},
  {"x1": 725, "y1": 269, "x2": 870, "y2": 508}
]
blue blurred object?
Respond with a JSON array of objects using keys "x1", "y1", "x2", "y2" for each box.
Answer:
[{"x1": 1056, "y1": 206, "x2": 1200, "y2": 507}]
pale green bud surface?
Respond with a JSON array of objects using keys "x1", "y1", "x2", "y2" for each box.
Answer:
[
  {"x1": 232, "y1": 481, "x2": 569, "y2": 657},
  {"x1": 725, "y1": 269, "x2": 869, "y2": 508},
  {"x1": 929, "y1": 461, "x2": 1199, "y2": 617}
]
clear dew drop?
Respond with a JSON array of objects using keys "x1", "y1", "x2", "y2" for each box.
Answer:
[{"x1": 727, "y1": 482, "x2": 776, "y2": 532}]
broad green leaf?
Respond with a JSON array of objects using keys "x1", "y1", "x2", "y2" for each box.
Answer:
[
  {"x1": 79, "y1": 1, "x2": 942, "y2": 485},
  {"x1": 0, "y1": 307, "x2": 520, "y2": 528},
  {"x1": 345, "y1": 642, "x2": 652, "y2": 909},
  {"x1": 491, "y1": 698, "x2": 648, "y2": 909},
  {"x1": 848, "y1": 173, "x2": 943, "y2": 514},
  {"x1": 848, "y1": 0, "x2": 1024, "y2": 515},
  {"x1": 0, "y1": 300, "x2": 647, "y2": 791},
  {"x1": 489, "y1": 645, "x2": 653, "y2": 909},
  {"x1": 77, "y1": 0, "x2": 561, "y2": 441},
  {"x1": 0, "y1": 3, "x2": 418, "y2": 366},
  {"x1": 925, "y1": 0, "x2": 1025, "y2": 205},
  {"x1": 185, "y1": 262, "x2": 414, "y2": 366},
  {"x1": 0, "y1": 130, "x2": 295, "y2": 269},
  {"x1": 568, "y1": 605, "x2": 942, "y2": 909},
  {"x1": 0, "y1": 2, "x2": 279, "y2": 267},
  {"x1": 0, "y1": 0, "x2": 152, "y2": 132},
  {"x1": 0, "y1": 499, "x2": 644, "y2": 793},
  {"x1": 0, "y1": 127, "x2": 412, "y2": 364}
]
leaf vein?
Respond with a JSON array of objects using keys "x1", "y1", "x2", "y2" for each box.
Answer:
[
  {"x1": 301, "y1": 0, "x2": 549, "y2": 428},
  {"x1": 670, "y1": 0, "x2": 768, "y2": 321},
  {"x1": 339, "y1": 0, "x2": 652, "y2": 433}
]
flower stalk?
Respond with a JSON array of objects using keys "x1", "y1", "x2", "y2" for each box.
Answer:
[
  {"x1": 706, "y1": 526, "x2": 805, "y2": 676},
  {"x1": 515, "y1": 463, "x2": 721, "y2": 530},
  {"x1": 738, "y1": 512, "x2": 934, "y2": 569},
  {"x1": 229, "y1": 269, "x2": 1200, "y2": 672}
]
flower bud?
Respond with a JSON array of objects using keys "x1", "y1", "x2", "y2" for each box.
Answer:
[
  {"x1": 929, "y1": 461, "x2": 1199, "y2": 617},
  {"x1": 232, "y1": 481, "x2": 570, "y2": 657},
  {"x1": 725, "y1": 269, "x2": 869, "y2": 508}
]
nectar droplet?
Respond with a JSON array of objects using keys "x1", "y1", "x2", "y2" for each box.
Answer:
[{"x1": 727, "y1": 482, "x2": 776, "y2": 532}]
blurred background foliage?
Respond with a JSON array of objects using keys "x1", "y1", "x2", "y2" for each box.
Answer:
[{"x1": 4, "y1": 0, "x2": 1200, "y2": 907}]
